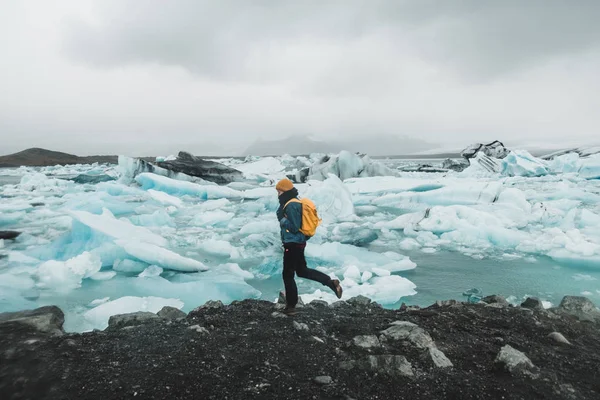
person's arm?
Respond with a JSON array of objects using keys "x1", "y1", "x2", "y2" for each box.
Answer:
[{"x1": 280, "y1": 202, "x2": 302, "y2": 233}]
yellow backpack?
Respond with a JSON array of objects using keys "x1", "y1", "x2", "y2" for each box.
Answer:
[{"x1": 284, "y1": 198, "x2": 322, "y2": 237}]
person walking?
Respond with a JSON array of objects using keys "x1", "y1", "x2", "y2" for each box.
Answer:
[{"x1": 275, "y1": 178, "x2": 342, "y2": 315}]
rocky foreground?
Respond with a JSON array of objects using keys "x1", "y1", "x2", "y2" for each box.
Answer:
[{"x1": 1, "y1": 295, "x2": 600, "y2": 400}]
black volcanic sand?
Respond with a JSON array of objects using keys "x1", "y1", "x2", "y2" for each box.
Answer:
[{"x1": 1, "y1": 298, "x2": 599, "y2": 400}]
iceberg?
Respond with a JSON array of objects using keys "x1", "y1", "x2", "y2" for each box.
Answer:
[
  {"x1": 235, "y1": 157, "x2": 285, "y2": 177},
  {"x1": 71, "y1": 209, "x2": 168, "y2": 247},
  {"x1": 461, "y1": 140, "x2": 510, "y2": 160},
  {"x1": 501, "y1": 150, "x2": 549, "y2": 177},
  {"x1": 147, "y1": 189, "x2": 183, "y2": 207},
  {"x1": 5, "y1": 145, "x2": 600, "y2": 334},
  {"x1": 118, "y1": 153, "x2": 242, "y2": 185},
  {"x1": 135, "y1": 173, "x2": 242, "y2": 199},
  {"x1": 302, "y1": 174, "x2": 355, "y2": 221},
  {"x1": 36, "y1": 252, "x2": 102, "y2": 293},
  {"x1": 305, "y1": 151, "x2": 396, "y2": 182},
  {"x1": 115, "y1": 239, "x2": 209, "y2": 272}
]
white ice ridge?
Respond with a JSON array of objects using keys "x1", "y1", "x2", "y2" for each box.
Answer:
[
  {"x1": 115, "y1": 240, "x2": 209, "y2": 272},
  {"x1": 71, "y1": 208, "x2": 168, "y2": 247}
]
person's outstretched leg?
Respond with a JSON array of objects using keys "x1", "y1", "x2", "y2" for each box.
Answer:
[
  {"x1": 282, "y1": 246, "x2": 298, "y2": 308},
  {"x1": 293, "y1": 245, "x2": 343, "y2": 299}
]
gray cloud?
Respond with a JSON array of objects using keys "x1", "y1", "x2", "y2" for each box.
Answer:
[
  {"x1": 1, "y1": 0, "x2": 599, "y2": 156},
  {"x1": 64, "y1": 0, "x2": 600, "y2": 83}
]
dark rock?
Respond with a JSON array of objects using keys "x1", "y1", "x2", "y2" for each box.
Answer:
[
  {"x1": 3, "y1": 298, "x2": 600, "y2": 400},
  {"x1": 313, "y1": 376, "x2": 332, "y2": 385},
  {"x1": 399, "y1": 303, "x2": 421, "y2": 312},
  {"x1": 363, "y1": 355, "x2": 414, "y2": 377},
  {"x1": 30, "y1": 202, "x2": 45, "y2": 207},
  {"x1": 329, "y1": 301, "x2": 350, "y2": 309},
  {"x1": 494, "y1": 345, "x2": 536, "y2": 375},
  {"x1": 308, "y1": 300, "x2": 329, "y2": 308},
  {"x1": 108, "y1": 312, "x2": 160, "y2": 329},
  {"x1": 0, "y1": 306, "x2": 64, "y2": 336},
  {"x1": 202, "y1": 300, "x2": 225, "y2": 309},
  {"x1": 521, "y1": 297, "x2": 544, "y2": 311},
  {"x1": 483, "y1": 295, "x2": 509, "y2": 306},
  {"x1": 432, "y1": 299, "x2": 460, "y2": 308},
  {"x1": 0, "y1": 230, "x2": 21, "y2": 240},
  {"x1": 157, "y1": 306, "x2": 186, "y2": 321},
  {"x1": 156, "y1": 151, "x2": 243, "y2": 184},
  {"x1": 189, "y1": 300, "x2": 224, "y2": 317},
  {"x1": 347, "y1": 295, "x2": 372, "y2": 307}
]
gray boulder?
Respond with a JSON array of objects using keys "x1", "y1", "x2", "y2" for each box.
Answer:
[
  {"x1": 329, "y1": 301, "x2": 351, "y2": 309},
  {"x1": 189, "y1": 300, "x2": 225, "y2": 316},
  {"x1": 0, "y1": 306, "x2": 64, "y2": 336},
  {"x1": 293, "y1": 321, "x2": 309, "y2": 332},
  {"x1": 494, "y1": 345, "x2": 536, "y2": 375},
  {"x1": 352, "y1": 335, "x2": 381, "y2": 349},
  {"x1": 313, "y1": 376, "x2": 332, "y2": 385},
  {"x1": 0, "y1": 231, "x2": 21, "y2": 240},
  {"x1": 308, "y1": 300, "x2": 329, "y2": 308},
  {"x1": 548, "y1": 332, "x2": 571, "y2": 345},
  {"x1": 429, "y1": 347, "x2": 453, "y2": 368},
  {"x1": 157, "y1": 306, "x2": 186, "y2": 321},
  {"x1": 521, "y1": 297, "x2": 544, "y2": 311},
  {"x1": 483, "y1": 295, "x2": 509, "y2": 306},
  {"x1": 364, "y1": 355, "x2": 414, "y2": 377},
  {"x1": 347, "y1": 295, "x2": 372, "y2": 307},
  {"x1": 557, "y1": 296, "x2": 600, "y2": 321},
  {"x1": 381, "y1": 321, "x2": 434, "y2": 349},
  {"x1": 108, "y1": 312, "x2": 160, "y2": 329}
]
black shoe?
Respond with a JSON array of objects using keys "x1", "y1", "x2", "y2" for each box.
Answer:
[
  {"x1": 331, "y1": 279, "x2": 343, "y2": 299},
  {"x1": 282, "y1": 307, "x2": 297, "y2": 316}
]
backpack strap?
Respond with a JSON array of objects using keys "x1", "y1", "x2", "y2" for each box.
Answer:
[{"x1": 283, "y1": 198, "x2": 301, "y2": 210}]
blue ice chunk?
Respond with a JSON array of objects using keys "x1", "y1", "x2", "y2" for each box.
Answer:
[
  {"x1": 128, "y1": 210, "x2": 175, "y2": 227},
  {"x1": 135, "y1": 173, "x2": 241, "y2": 199}
]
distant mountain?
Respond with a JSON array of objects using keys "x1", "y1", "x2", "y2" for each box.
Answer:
[
  {"x1": 0, "y1": 148, "x2": 119, "y2": 167},
  {"x1": 243, "y1": 136, "x2": 337, "y2": 156},
  {"x1": 243, "y1": 135, "x2": 434, "y2": 156}
]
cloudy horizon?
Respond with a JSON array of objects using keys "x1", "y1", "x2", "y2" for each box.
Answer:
[{"x1": 1, "y1": 0, "x2": 600, "y2": 156}]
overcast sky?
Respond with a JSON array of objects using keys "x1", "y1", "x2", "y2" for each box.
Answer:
[{"x1": 1, "y1": 0, "x2": 599, "y2": 156}]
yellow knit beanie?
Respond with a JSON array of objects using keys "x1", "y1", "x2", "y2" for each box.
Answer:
[{"x1": 276, "y1": 178, "x2": 294, "y2": 192}]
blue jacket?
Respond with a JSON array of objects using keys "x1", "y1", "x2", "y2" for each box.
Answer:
[{"x1": 277, "y1": 200, "x2": 307, "y2": 244}]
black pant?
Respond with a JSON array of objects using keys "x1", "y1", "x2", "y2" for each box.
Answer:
[{"x1": 283, "y1": 243, "x2": 332, "y2": 307}]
